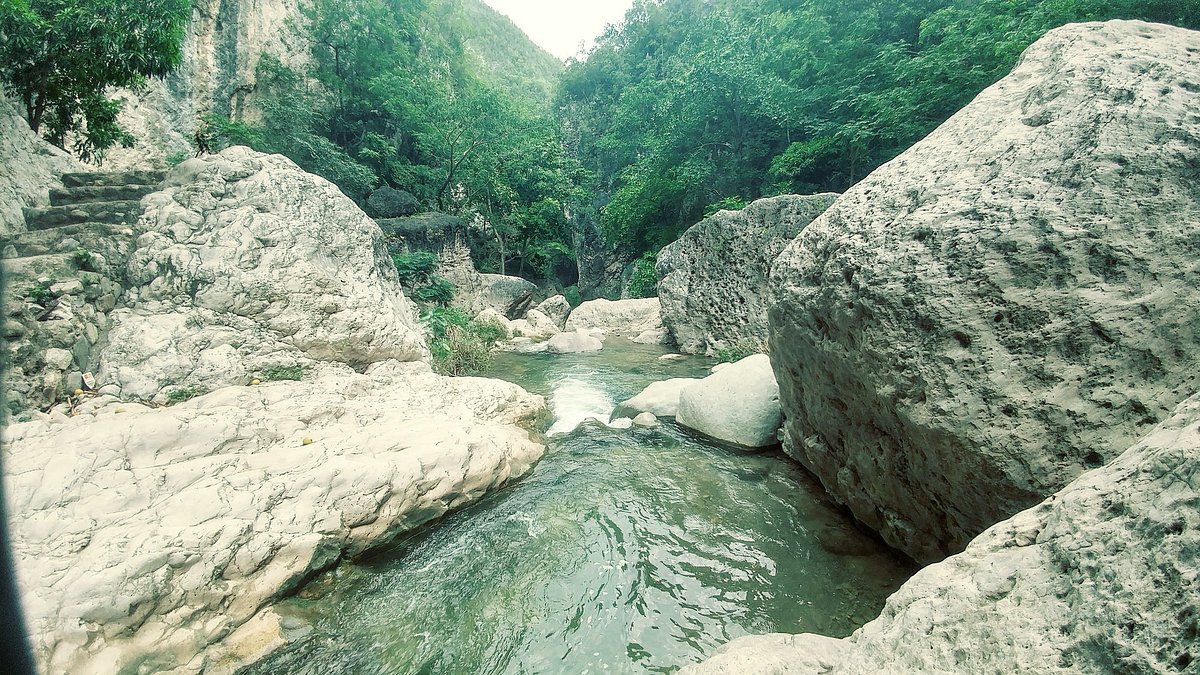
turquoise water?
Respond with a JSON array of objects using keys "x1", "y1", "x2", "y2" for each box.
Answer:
[{"x1": 246, "y1": 341, "x2": 914, "y2": 674}]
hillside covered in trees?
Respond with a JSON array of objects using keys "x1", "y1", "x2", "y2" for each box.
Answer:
[{"x1": 5, "y1": 0, "x2": 1200, "y2": 290}]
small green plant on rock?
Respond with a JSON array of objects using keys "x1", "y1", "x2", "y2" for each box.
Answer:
[
  {"x1": 412, "y1": 276, "x2": 455, "y2": 306},
  {"x1": 26, "y1": 281, "x2": 52, "y2": 306},
  {"x1": 165, "y1": 386, "x2": 208, "y2": 405},
  {"x1": 714, "y1": 337, "x2": 768, "y2": 363},
  {"x1": 72, "y1": 247, "x2": 95, "y2": 271},
  {"x1": 258, "y1": 365, "x2": 307, "y2": 382}
]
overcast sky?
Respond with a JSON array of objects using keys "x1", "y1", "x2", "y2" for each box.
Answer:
[{"x1": 480, "y1": 0, "x2": 635, "y2": 61}]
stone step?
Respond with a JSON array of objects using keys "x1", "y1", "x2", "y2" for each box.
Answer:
[
  {"x1": 1, "y1": 253, "x2": 78, "y2": 288},
  {"x1": 49, "y1": 184, "x2": 158, "y2": 206},
  {"x1": 23, "y1": 200, "x2": 143, "y2": 230},
  {"x1": 1, "y1": 222, "x2": 130, "y2": 259},
  {"x1": 60, "y1": 170, "x2": 165, "y2": 189}
]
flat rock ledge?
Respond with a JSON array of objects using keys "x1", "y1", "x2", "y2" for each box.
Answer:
[
  {"x1": 5, "y1": 360, "x2": 546, "y2": 674},
  {"x1": 684, "y1": 389, "x2": 1200, "y2": 674}
]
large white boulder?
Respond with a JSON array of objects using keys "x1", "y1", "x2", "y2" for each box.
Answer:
[
  {"x1": 546, "y1": 328, "x2": 603, "y2": 354},
  {"x1": 687, "y1": 388, "x2": 1200, "y2": 675},
  {"x1": 768, "y1": 20, "x2": 1200, "y2": 562},
  {"x1": 564, "y1": 297, "x2": 662, "y2": 338},
  {"x1": 676, "y1": 354, "x2": 781, "y2": 448},
  {"x1": 5, "y1": 361, "x2": 545, "y2": 675},
  {"x1": 611, "y1": 377, "x2": 701, "y2": 420},
  {"x1": 657, "y1": 193, "x2": 836, "y2": 355},
  {"x1": 97, "y1": 147, "x2": 428, "y2": 402}
]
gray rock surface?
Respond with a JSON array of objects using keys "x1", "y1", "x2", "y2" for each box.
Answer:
[
  {"x1": 658, "y1": 194, "x2": 837, "y2": 355},
  {"x1": 97, "y1": 147, "x2": 428, "y2": 402},
  {"x1": 0, "y1": 96, "x2": 80, "y2": 234},
  {"x1": 677, "y1": 354, "x2": 781, "y2": 448},
  {"x1": 611, "y1": 377, "x2": 700, "y2": 420},
  {"x1": 564, "y1": 297, "x2": 662, "y2": 337},
  {"x1": 534, "y1": 294, "x2": 571, "y2": 329},
  {"x1": 547, "y1": 328, "x2": 604, "y2": 354},
  {"x1": 768, "y1": 20, "x2": 1200, "y2": 563},
  {"x1": 104, "y1": 0, "x2": 309, "y2": 169},
  {"x1": 5, "y1": 361, "x2": 545, "y2": 675},
  {"x1": 479, "y1": 273, "x2": 538, "y2": 319},
  {"x1": 688, "y1": 388, "x2": 1200, "y2": 675}
]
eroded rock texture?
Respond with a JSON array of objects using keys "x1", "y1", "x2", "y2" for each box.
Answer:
[
  {"x1": 769, "y1": 20, "x2": 1200, "y2": 563},
  {"x1": 0, "y1": 96, "x2": 80, "y2": 234},
  {"x1": 657, "y1": 194, "x2": 837, "y2": 355},
  {"x1": 6, "y1": 361, "x2": 544, "y2": 675},
  {"x1": 687, "y1": 389, "x2": 1200, "y2": 674},
  {"x1": 98, "y1": 147, "x2": 428, "y2": 403},
  {"x1": 564, "y1": 297, "x2": 663, "y2": 338}
]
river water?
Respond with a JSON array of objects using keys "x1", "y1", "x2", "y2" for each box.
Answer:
[{"x1": 246, "y1": 340, "x2": 915, "y2": 674}]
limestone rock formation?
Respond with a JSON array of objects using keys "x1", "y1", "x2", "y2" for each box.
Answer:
[
  {"x1": 0, "y1": 96, "x2": 81, "y2": 234},
  {"x1": 611, "y1": 378, "x2": 700, "y2": 420},
  {"x1": 547, "y1": 328, "x2": 604, "y2": 354},
  {"x1": 479, "y1": 273, "x2": 539, "y2": 318},
  {"x1": 2, "y1": 168, "x2": 161, "y2": 411},
  {"x1": 768, "y1": 20, "x2": 1200, "y2": 562},
  {"x1": 677, "y1": 354, "x2": 782, "y2": 448},
  {"x1": 534, "y1": 294, "x2": 571, "y2": 329},
  {"x1": 5, "y1": 361, "x2": 545, "y2": 675},
  {"x1": 687, "y1": 388, "x2": 1200, "y2": 675},
  {"x1": 97, "y1": 147, "x2": 428, "y2": 403},
  {"x1": 105, "y1": 0, "x2": 309, "y2": 169},
  {"x1": 657, "y1": 194, "x2": 837, "y2": 355},
  {"x1": 564, "y1": 297, "x2": 662, "y2": 338}
]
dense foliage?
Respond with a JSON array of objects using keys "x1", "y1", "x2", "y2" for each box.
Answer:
[
  {"x1": 558, "y1": 0, "x2": 1200, "y2": 255},
  {"x1": 208, "y1": 0, "x2": 585, "y2": 282},
  {"x1": 0, "y1": 0, "x2": 190, "y2": 161}
]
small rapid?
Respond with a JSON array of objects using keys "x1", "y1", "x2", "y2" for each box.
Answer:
[{"x1": 245, "y1": 341, "x2": 915, "y2": 674}]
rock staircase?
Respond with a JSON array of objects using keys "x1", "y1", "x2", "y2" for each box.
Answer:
[{"x1": 2, "y1": 169, "x2": 164, "y2": 413}]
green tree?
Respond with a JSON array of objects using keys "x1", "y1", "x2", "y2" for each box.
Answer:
[{"x1": 0, "y1": 0, "x2": 190, "y2": 161}]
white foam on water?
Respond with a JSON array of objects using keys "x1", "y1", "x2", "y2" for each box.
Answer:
[{"x1": 547, "y1": 377, "x2": 616, "y2": 435}]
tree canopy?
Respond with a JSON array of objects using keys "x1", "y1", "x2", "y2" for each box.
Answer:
[
  {"x1": 557, "y1": 0, "x2": 1200, "y2": 256},
  {"x1": 0, "y1": 0, "x2": 190, "y2": 161}
]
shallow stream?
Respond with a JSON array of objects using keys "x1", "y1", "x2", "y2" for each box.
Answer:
[{"x1": 246, "y1": 340, "x2": 915, "y2": 674}]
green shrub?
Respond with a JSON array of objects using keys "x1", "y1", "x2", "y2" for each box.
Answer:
[
  {"x1": 26, "y1": 281, "x2": 52, "y2": 306},
  {"x1": 412, "y1": 276, "x2": 455, "y2": 305},
  {"x1": 166, "y1": 149, "x2": 190, "y2": 166},
  {"x1": 71, "y1": 247, "x2": 95, "y2": 271},
  {"x1": 626, "y1": 251, "x2": 658, "y2": 299},
  {"x1": 420, "y1": 306, "x2": 503, "y2": 376},
  {"x1": 563, "y1": 285, "x2": 582, "y2": 307},
  {"x1": 368, "y1": 186, "x2": 421, "y2": 217},
  {"x1": 703, "y1": 196, "x2": 747, "y2": 217},
  {"x1": 165, "y1": 385, "x2": 208, "y2": 405},
  {"x1": 258, "y1": 365, "x2": 307, "y2": 382},
  {"x1": 392, "y1": 251, "x2": 439, "y2": 287}
]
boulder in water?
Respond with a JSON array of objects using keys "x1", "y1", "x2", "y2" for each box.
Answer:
[
  {"x1": 677, "y1": 354, "x2": 781, "y2": 448},
  {"x1": 564, "y1": 297, "x2": 662, "y2": 338},
  {"x1": 547, "y1": 329, "x2": 603, "y2": 354},
  {"x1": 611, "y1": 378, "x2": 700, "y2": 420}
]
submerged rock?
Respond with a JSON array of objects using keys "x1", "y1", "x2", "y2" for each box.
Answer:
[
  {"x1": 564, "y1": 297, "x2": 662, "y2": 338},
  {"x1": 5, "y1": 361, "x2": 545, "y2": 675},
  {"x1": 768, "y1": 20, "x2": 1200, "y2": 562},
  {"x1": 677, "y1": 354, "x2": 781, "y2": 448},
  {"x1": 689, "y1": 388, "x2": 1200, "y2": 675},
  {"x1": 657, "y1": 193, "x2": 837, "y2": 355}
]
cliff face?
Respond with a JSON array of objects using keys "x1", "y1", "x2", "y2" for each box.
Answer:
[
  {"x1": 768, "y1": 19, "x2": 1200, "y2": 564},
  {"x1": 0, "y1": 97, "x2": 81, "y2": 234},
  {"x1": 656, "y1": 194, "x2": 837, "y2": 355},
  {"x1": 105, "y1": 0, "x2": 308, "y2": 169}
]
